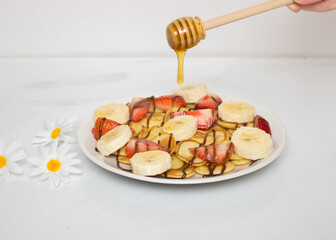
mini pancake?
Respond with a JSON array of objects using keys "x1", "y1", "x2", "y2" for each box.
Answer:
[
  {"x1": 195, "y1": 161, "x2": 235, "y2": 176},
  {"x1": 163, "y1": 164, "x2": 195, "y2": 179},
  {"x1": 176, "y1": 140, "x2": 207, "y2": 166},
  {"x1": 138, "y1": 126, "x2": 163, "y2": 140},
  {"x1": 151, "y1": 132, "x2": 176, "y2": 154}
]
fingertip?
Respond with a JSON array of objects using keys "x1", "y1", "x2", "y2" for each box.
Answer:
[{"x1": 288, "y1": 3, "x2": 302, "y2": 13}]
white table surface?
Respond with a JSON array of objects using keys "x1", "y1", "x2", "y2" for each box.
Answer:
[{"x1": 0, "y1": 57, "x2": 335, "y2": 240}]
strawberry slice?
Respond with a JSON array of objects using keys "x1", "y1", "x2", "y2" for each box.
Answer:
[
  {"x1": 170, "y1": 109, "x2": 217, "y2": 130},
  {"x1": 189, "y1": 142, "x2": 233, "y2": 164},
  {"x1": 91, "y1": 117, "x2": 120, "y2": 140},
  {"x1": 254, "y1": 115, "x2": 272, "y2": 135},
  {"x1": 154, "y1": 95, "x2": 186, "y2": 112},
  {"x1": 125, "y1": 138, "x2": 171, "y2": 158},
  {"x1": 195, "y1": 94, "x2": 223, "y2": 110},
  {"x1": 129, "y1": 97, "x2": 150, "y2": 122}
]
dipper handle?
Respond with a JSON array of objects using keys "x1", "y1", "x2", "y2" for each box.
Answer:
[{"x1": 204, "y1": 0, "x2": 294, "y2": 30}]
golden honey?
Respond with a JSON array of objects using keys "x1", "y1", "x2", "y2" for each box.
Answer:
[{"x1": 166, "y1": 16, "x2": 206, "y2": 85}]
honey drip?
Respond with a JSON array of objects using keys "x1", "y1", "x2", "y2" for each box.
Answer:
[
  {"x1": 175, "y1": 50, "x2": 186, "y2": 85},
  {"x1": 166, "y1": 16, "x2": 206, "y2": 85}
]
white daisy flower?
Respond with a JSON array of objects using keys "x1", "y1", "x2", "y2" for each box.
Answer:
[
  {"x1": 27, "y1": 142, "x2": 81, "y2": 188},
  {"x1": 0, "y1": 140, "x2": 26, "y2": 181},
  {"x1": 32, "y1": 115, "x2": 77, "y2": 146}
]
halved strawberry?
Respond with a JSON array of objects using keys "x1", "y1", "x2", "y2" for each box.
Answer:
[
  {"x1": 170, "y1": 109, "x2": 217, "y2": 130},
  {"x1": 125, "y1": 138, "x2": 171, "y2": 158},
  {"x1": 195, "y1": 94, "x2": 222, "y2": 110},
  {"x1": 189, "y1": 142, "x2": 233, "y2": 164},
  {"x1": 154, "y1": 95, "x2": 186, "y2": 112},
  {"x1": 91, "y1": 117, "x2": 120, "y2": 140},
  {"x1": 254, "y1": 115, "x2": 272, "y2": 135},
  {"x1": 129, "y1": 97, "x2": 150, "y2": 122}
]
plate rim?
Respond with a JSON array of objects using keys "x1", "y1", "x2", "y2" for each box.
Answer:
[{"x1": 77, "y1": 92, "x2": 287, "y2": 185}]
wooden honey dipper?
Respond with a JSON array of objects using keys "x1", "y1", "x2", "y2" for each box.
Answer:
[{"x1": 167, "y1": 0, "x2": 294, "y2": 84}]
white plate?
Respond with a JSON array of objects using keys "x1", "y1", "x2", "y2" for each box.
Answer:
[{"x1": 77, "y1": 92, "x2": 286, "y2": 185}]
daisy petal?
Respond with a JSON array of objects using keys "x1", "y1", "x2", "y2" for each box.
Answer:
[
  {"x1": 27, "y1": 157, "x2": 43, "y2": 166},
  {"x1": 62, "y1": 115, "x2": 77, "y2": 126},
  {"x1": 34, "y1": 131, "x2": 51, "y2": 138},
  {"x1": 4, "y1": 141, "x2": 21, "y2": 156},
  {"x1": 57, "y1": 115, "x2": 67, "y2": 127},
  {"x1": 61, "y1": 176, "x2": 71, "y2": 184},
  {"x1": 30, "y1": 167, "x2": 45, "y2": 177},
  {"x1": 53, "y1": 174, "x2": 61, "y2": 187},
  {"x1": 1, "y1": 167, "x2": 10, "y2": 181},
  {"x1": 47, "y1": 176, "x2": 54, "y2": 189},
  {"x1": 7, "y1": 162, "x2": 23, "y2": 174},
  {"x1": 64, "y1": 158, "x2": 81, "y2": 166},
  {"x1": 40, "y1": 172, "x2": 50, "y2": 182},
  {"x1": 32, "y1": 138, "x2": 52, "y2": 146},
  {"x1": 60, "y1": 135, "x2": 75, "y2": 143},
  {"x1": 57, "y1": 143, "x2": 70, "y2": 160},
  {"x1": 39, "y1": 147, "x2": 50, "y2": 160},
  {"x1": 50, "y1": 141, "x2": 58, "y2": 158},
  {"x1": 61, "y1": 126, "x2": 74, "y2": 132},
  {"x1": 64, "y1": 165, "x2": 81, "y2": 174},
  {"x1": 63, "y1": 152, "x2": 77, "y2": 161},
  {"x1": 59, "y1": 167, "x2": 69, "y2": 177},
  {"x1": 9, "y1": 151, "x2": 27, "y2": 161}
]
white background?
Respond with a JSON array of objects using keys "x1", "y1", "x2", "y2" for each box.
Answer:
[
  {"x1": 1, "y1": 0, "x2": 336, "y2": 239},
  {"x1": 0, "y1": 0, "x2": 335, "y2": 58},
  {"x1": 0, "y1": 57, "x2": 336, "y2": 239}
]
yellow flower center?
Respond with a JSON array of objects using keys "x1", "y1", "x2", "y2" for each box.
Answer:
[
  {"x1": 0, "y1": 155, "x2": 7, "y2": 168},
  {"x1": 47, "y1": 159, "x2": 61, "y2": 172},
  {"x1": 51, "y1": 128, "x2": 61, "y2": 139}
]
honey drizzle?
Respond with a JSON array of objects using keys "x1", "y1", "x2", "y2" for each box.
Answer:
[{"x1": 175, "y1": 50, "x2": 186, "y2": 85}]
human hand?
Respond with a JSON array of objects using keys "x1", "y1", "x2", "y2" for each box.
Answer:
[{"x1": 288, "y1": 0, "x2": 336, "y2": 12}]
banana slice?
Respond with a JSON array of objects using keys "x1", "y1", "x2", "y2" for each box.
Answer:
[
  {"x1": 218, "y1": 101, "x2": 255, "y2": 123},
  {"x1": 231, "y1": 127, "x2": 273, "y2": 160},
  {"x1": 173, "y1": 83, "x2": 207, "y2": 103},
  {"x1": 94, "y1": 103, "x2": 129, "y2": 124},
  {"x1": 130, "y1": 150, "x2": 172, "y2": 176},
  {"x1": 163, "y1": 115, "x2": 197, "y2": 141},
  {"x1": 96, "y1": 125, "x2": 132, "y2": 156}
]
